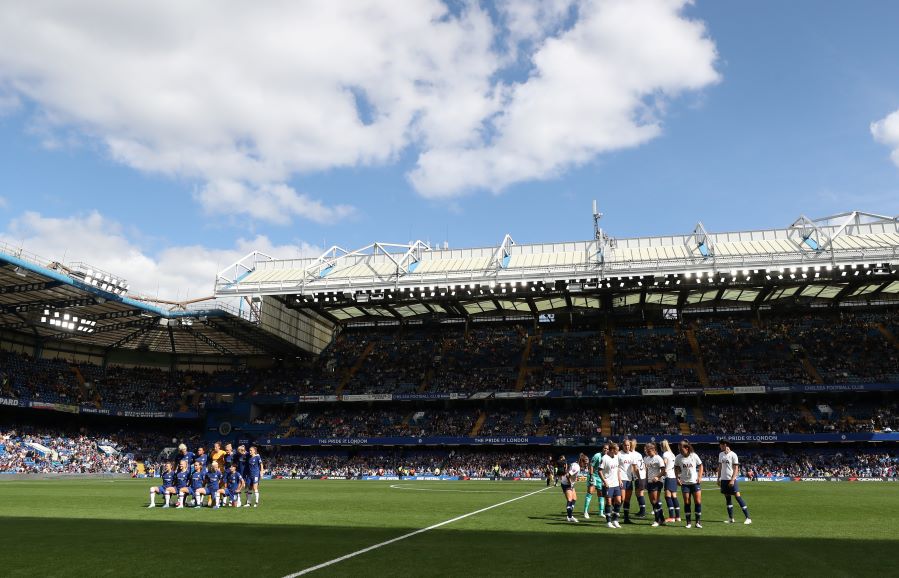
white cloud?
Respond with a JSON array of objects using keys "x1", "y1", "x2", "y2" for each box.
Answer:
[
  {"x1": 1, "y1": 211, "x2": 318, "y2": 300},
  {"x1": 411, "y1": 0, "x2": 720, "y2": 197},
  {"x1": 0, "y1": 0, "x2": 718, "y2": 208},
  {"x1": 871, "y1": 110, "x2": 899, "y2": 167}
]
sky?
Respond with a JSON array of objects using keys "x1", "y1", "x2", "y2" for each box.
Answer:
[{"x1": 0, "y1": 0, "x2": 897, "y2": 301}]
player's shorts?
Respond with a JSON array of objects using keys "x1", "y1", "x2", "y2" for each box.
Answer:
[
  {"x1": 605, "y1": 486, "x2": 622, "y2": 498},
  {"x1": 206, "y1": 485, "x2": 219, "y2": 495},
  {"x1": 719, "y1": 479, "x2": 739, "y2": 494},
  {"x1": 681, "y1": 483, "x2": 702, "y2": 495},
  {"x1": 622, "y1": 480, "x2": 633, "y2": 491},
  {"x1": 560, "y1": 482, "x2": 572, "y2": 494},
  {"x1": 647, "y1": 481, "x2": 663, "y2": 493},
  {"x1": 248, "y1": 474, "x2": 260, "y2": 485},
  {"x1": 225, "y1": 488, "x2": 239, "y2": 498},
  {"x1": 156, "y1": 485, "x2": 173, "y2": 494},
  {"x1": 636, "y1": 478, "x2": 647, "y2": 491},
  {"x1": 664, "y1": 477, "x2": 678, "y2": 492}
]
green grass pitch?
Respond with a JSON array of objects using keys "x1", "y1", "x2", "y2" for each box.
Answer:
[{"x1": 1, "y1": 479, "x2": 897, "y2": 577}]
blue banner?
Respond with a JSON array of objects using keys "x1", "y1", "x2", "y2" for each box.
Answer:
[
  {"x1": 258, "y1": 432, "x2": 899, "y2": 446},
  {"x1": 260, "y1": 435, "x2": 557, "y2": 446},
  {"x1": 0, "y1": 397, "x2": 198, "y2": 420}
]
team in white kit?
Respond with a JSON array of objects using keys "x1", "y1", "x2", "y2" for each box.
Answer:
[{"x1": 560, "y1": 438, "x2": 753, "y2": 528}]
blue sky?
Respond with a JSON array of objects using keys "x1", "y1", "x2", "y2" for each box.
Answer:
[{"x1": 0, "y1": 0, "x2": 897, "y2": 299}]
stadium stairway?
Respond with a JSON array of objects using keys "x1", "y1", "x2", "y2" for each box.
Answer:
[
  {"x1": 335, "y1": 341, "x2": 376, "y2": 395},
  {"x1": 515, "y1": 335, "x2": 535, "y2": 391},
  {"x1": 876, "y1": 323, "x2": 899, "y2": 352},
  {"x1": 799, "y1": 355, "x2": 825, "y2": 384},
  {"x1": 69, "y1": 365, "x2": 100, "y2": 407},
  {"x1": 469, "y1": 412, "x2": 487, "y2": 436},
  {"x1": 685, "y1": 326, "x2": 711, "y2": 387},
  {"x1": 604, "y1": 332, "x2": 617, "y2": 390},
  {"x1": 419, "y1": 339, "x2": 452, "y2": 392},
  {"x1": 799, "y1": 405, "x2": 818, "y2": 426},
  {"x1": 600, "y1": 410, "x2": 611, "y2": 436},
  {"x1": 523, "y1": 408, "x2": 534, "y2": 428},
  {"x1": 679, "y1": 421, "x2": 692, "y2": 435}
]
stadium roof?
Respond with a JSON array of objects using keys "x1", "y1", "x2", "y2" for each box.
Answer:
[
  {"x1": 214, "y1": 210, "x2": 899, "y2": 325},
  {"x1": 0, "y1": 242, "x2": 311, "y2": 357}
]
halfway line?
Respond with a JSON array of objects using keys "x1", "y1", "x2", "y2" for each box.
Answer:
[{"x1": 282, "y1": 485, "x2": 551, "y2": 577}]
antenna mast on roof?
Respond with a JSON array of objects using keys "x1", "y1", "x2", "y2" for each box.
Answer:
[{"x1": 592, "y1": 199, "x2": 613, "y2": 265}]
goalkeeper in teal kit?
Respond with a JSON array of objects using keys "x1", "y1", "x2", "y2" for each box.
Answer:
[{"x1": 584, "y1": 444, "x2": 607, "y2": 519}]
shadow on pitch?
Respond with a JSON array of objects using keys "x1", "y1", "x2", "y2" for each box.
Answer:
[{"x1": 2, "y1": 515, "x2": 894, "y2": 577}]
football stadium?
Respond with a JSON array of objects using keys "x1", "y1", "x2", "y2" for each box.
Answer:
[
  {"x1": 2, "y1": 210, "x2": 899, "y2": 575},
  {"x1": 3, "y1": 2, "x2": 899, "y2": 577}
]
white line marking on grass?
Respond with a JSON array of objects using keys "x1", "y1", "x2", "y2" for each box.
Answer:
[
  {"x1": 282, "y1": 485, "x2": 551, "y2": 577},
  {"x1": 389, "y1": 483, "x2": 539, "y2": 494}
]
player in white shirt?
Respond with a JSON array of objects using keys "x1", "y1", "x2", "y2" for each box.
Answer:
[
  {"x1": 674, "y1": 440, "x2": 704, "y2": 528},
  {"x1": 717, "y1": 440, "x2": 752, "y2": 525},
  {"x1": 660, "y1": 439, "x2": 681, "y2": 521},
  {"x1": 618, "y1": 439, "x2": 637, "y2": 523},
  {"x1": 633, "y1": 445, "x2": 648, "y2": 518},
  {"x1": 599, "y1": 442, "x2": 623, "y2": 528},
  {"x1": 560, "y1": 453, "x2": 589, "y2": 523},
  {"x1": 643, "y1": 443, "x2": 667, "y2": 527}
]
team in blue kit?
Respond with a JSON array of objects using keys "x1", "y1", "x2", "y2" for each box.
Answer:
[{"x1": 147, "y1": 442, "x2": 262, "y2": 509}]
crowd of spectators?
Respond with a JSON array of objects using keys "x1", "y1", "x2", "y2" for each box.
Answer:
[
  {"x1": 741, "y1": 450, "x2": 898, "y2": 479},
  {"x1": 695, "y1": 319, "x2": 812, "y2": 387},
  {"x1": 2, "y1": 312, "x2": 899, "y2": 408},
  {"x1": 2, "y1": 423, "x2": 897, "y2": 480},
  {"x1": 259, "y1": 398, "x2": 899, "y2": 439},
  {"x1": 266, "y1": 449, "x2": 547, "y2": 479}
]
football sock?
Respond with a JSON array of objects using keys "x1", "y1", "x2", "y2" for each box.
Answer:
[
  {"x1": 164, "y1": 494, "x2": 170, "y2": 506},
  {"x1": 584, "y1": 493, "x2": 592, "y2": 513},
  {"x1": 254, "y1": 491, "x2": 260, "y2": 505},
  {"x1": 726, "y1": 495, "x2": 734, "y2": 519},
  {"x1": 599, "y1": 496, "x2": 605, "y2": 516},
  {"x1": 665, "y1": 496, "x2": 674, "y2": 517},
  {"x1": 695, "y1": 503, "x2": 702, "y2": 522},
  {"x1": 149, "y1": 491, "x2": 154, "y2": 505},
  {"x1": 623, "y1": 502, "x2": 630, "y2": 520},
  {"x1": 673, "y1": 497, "x2": 681, "y2": 518},
  {"x1": 566, "y1": 500, "x2": 574, "y2": 518},
  {"x1": 685, "y1": 504, "x2": 692, "y2": 524},
  {"x1": 637, "y1": 495, "x2": 646, "y2": 515},
  {"x1": 612, "y1": 504, "x2": 620, "y2": 522},
  {"x1": 736, "y1": 496, "x2": 750, "y2": 518}
]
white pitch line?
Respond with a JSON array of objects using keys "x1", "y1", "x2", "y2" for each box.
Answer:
[
  {"x1": 282, "y1": 485, "x2": 551, "y2": 577},
  {"x1": 389, "y1": 483, "x2": 540, "y2": 494}
]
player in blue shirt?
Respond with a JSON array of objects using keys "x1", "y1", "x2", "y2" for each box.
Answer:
[
  {"x1": 176, "y1": 443, "x2": 195, "y2": 471},
  {"x1": 175, "y1": 460, "x2": 191, "y2": 508},
  {"x1": 148, "y1": 462, "x2": 176, "y2": 508},
  {"x1": 223, "y1": 443, "x2": 235, "y2": 473},
  {"x1": 224, "y1": 463, "x2": 245, "y2": 507},
  {"x1": 204, "y1": 462, "x2": 225, "y2": 509},
  {"x1": 244, "y1": 446, "x2": 264, "y2": 508},
  {"x1": 236, "y1": 445, "x2": 251, "y2": 505},
  {"x1": 189, "y1": 461, "x2": 207, "y2": 508},
  {"x1": 193, "y1": 447, "x2": 208, "y2": 474}
]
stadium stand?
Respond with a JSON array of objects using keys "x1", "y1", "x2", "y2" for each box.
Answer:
[{"x1": 2, "y1": 212, "x2": 899, "y2": 480}]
